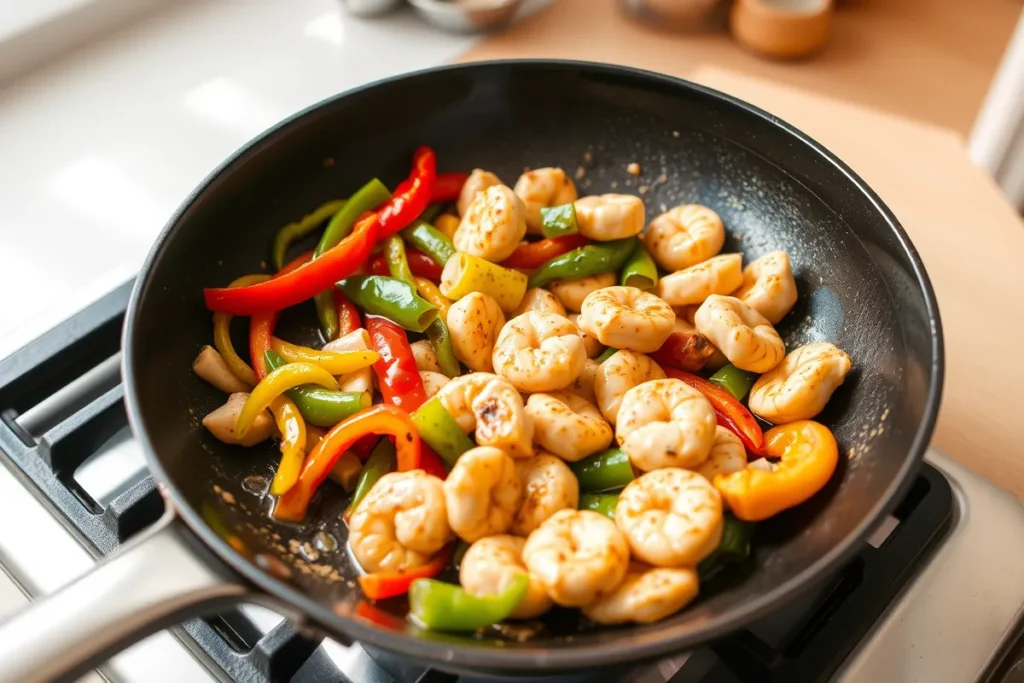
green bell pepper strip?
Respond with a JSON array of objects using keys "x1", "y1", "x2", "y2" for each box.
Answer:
[
  {"x1": 709, "y1": 364, "x2": 760, "y2": 401},
  {"x1": 346, "y1": 438, "x2": 396, "y2": 515},
  {"x1": 419, "y1": 203, "x2": 444, "y2": 225},
  {"x1": 401, "y1": 220, "x2": 456, "y2": 267},
  {"x1": 264, "y1": 351, "x2": 370, "y2": 427},
  {"x1": 579, "y1": 492, "x2": 618, "y2": 519},
  {"x1": 569, "y1": 448, "x2": 634, "y2": 493},
  {"x1": 527, "y1": 237, "x2": 637, "y2": 289},
  {"x1": 698, "y1": 515, "x2": 754, "y2": 579},
  {"x1": 409, "y1": 574, "x2": 528, "y2": 632},
  {"x1": 384, "y1": 235, "x2": 416, "y2": 285},
  {"x1": 411, "y1": 397, "x2": 474, "y2": 466},
  {"x1": 426, "y1": 319, "x2": 460, "y2": 378},
  {"x1": 272, "y1": 199, "x2": 346, "y2": 271},
  {"x1": 539, "y1": 203, "x2": 579, "y2": 238},
  {"x1": 336, "y1": 276, "x2": 439, "y2": 333},
  {"x1": 596, "y1": 347, "x2": 618, "y2": 363},
  {"x1": 620, "y1": 241, "x2": 658, "y2": 290}
]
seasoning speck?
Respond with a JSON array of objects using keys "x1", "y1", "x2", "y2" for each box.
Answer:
[
  {"x1": 672, "y1": 131, "x2": 680, "y2": 138},
  {"x1": 575, "y1": 166, "x2": 586, "y2": 180},
  {"x1": 626, "y1": 162, "x2": 641, "y2": 176}
]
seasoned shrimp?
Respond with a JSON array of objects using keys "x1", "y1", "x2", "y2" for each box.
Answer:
[
  {"x1": 324, "y1": 329, "x2": 374, "y2": 394},
  {"x1": 549, "y1": 272, "x2": 616, "y2": 313},
  {"x1": 643, "y1": 204, "x2": 725, "y2": 271},
  {"x1": 574, "y1": 194, "x2": 645, "y2": 241},
  {"x1": 733, "y1": 251, "x2": 798, "y2": 324},
  {"x1": 419, "y1": 370, "x2": 450, "y2": 399},
  {"x1": 447, "y1": 292, "x2": 505, "y2": 372},
  {"x1": 513, "y1": 167, "x2": 578, "y2": 233},
  {"x1": 526, "y1": 391, "x2": 613, "y2": 462},
  {"x1": 748, "y1": 342, "x2": 852, "y2": 423},
  {"x1": 436, "y1": 373, "x2": 534, "y2": 459},
  {"x1": 565, "y1": 357, "x2": 600, "y2": 404},
  {"x1": 577, "y1": 286, "x2": 675, "y2": 353},
  {"x1": 568, "y1": 313, "x2": 605, "y2": 358},
  {"x1": 514, "y1": 287, "x2": 566, "y2": 317},
  {"x1": 616, "y1": 378, "x2": 717, "y2": 471},
  {"x1": 457, "y1": 168, "x2": 502, "y2": 217},
  {"x1": 409, "y1": 339, "x2": 443, "y2": 374},
  {"x1": 492, "y1": 311, "x2": 587, "y2": 392},
  {"x1": 582, "y1": 565, "x2": 699, "y2": 625},
  {"x1": 348, "y1": 470, "x2": 453, "y2": 573},
  {"x1": 522, "y1": 509, "x2": 630, "y2": 607},
  {"x1": 454, "y1": 185, "x2": 527, "y2": 262},
  {"x1": 443, "y1": 446, "x2": 522, "y2": 542},
  {"x1": 656, "y1": 254, "x2": 743, "y2": 307},
  {"x1": 615, "y1": 468, "x2": 723, "y2": 567},
  {"x1": 202, "y1": 393, "x2": 273, "y2": 446},
  {"x1": 459, "y1": 535, "x2": 553, "y2": 619},
  {"x1": 593, "y1": 350, "x2": 665, "y2": 426},
  {"x1": 695, "y1": 295, "x2": 785, "y2": 373},
  {"x1": 693, "y1": 426, "x2": 746, "y2": 481},
  {"x1": 512, "y1": 453, "x2": 580, "y2": 536}
]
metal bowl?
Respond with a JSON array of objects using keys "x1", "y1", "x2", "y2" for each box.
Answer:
[
  {"x1": 338, "y1": 0, "x2": 404, "y2": 16},
  {"x1": 408, "y1": 0, "x2": 522, "y2": 33}
]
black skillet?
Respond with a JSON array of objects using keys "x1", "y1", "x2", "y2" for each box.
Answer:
[{"x1": 0, "y1": 61, "x2": 943, "y2": 682}]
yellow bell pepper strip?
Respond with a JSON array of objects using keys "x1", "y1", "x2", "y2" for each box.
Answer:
[
  {"x1": 433, "y1": 213, "x2": 460, "y2": 240},
  {"x1": 714, "y1": 420, "x2": 839, "y2": 522},
  {"x1": 413, "y1": 277, "x2": 451, "y2": 322},
  {"x1": 212, "y1": 274, "x2": 270, "y2": 387},
  {"x1": 264, "y1": 351, "x2": 371, "y2": 427},
  {"x1": 411, "y1": 397, "x2": 474, "y2": 466},
  {"x1": 271, "y1": 199, "x2": 346, "y2": 271},
  {"x1": 235, "y1": 362, "x2": 339, "y2": 439},
  {"x1": 268, "y1": 396, "x2": 307, "y2": 496},
  {"x1": 440, "y1": 253, "x2": 528, "y2": 314},
  {"x1": 409, "y1": 574, "x2": 528, "y2": 632},
  {"x1": 269, "y1": 338, "x2": 379, "y2": 375}
]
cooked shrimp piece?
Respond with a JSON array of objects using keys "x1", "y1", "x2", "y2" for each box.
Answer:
[
  {"x1": 492, "y1": 311, "x2": 587, "y2": 393},
  {"x1": 616, "y1": 379, "x2": 717, "y2": 471},
  {"x1": 454, "y1": 185, "x2": 528, "y2": 263},
  {"x1": 693, "y1": 426, "x2": 747, "y2": 481},
  {"x1": 583, "y1": 565, "x2": 699, "y2": 625},
  {"x1": 419, "y1": 371, "x2": 450, "y2": 399},
  {"x1": 324, "y1": 329, "x2": 374, "y2": 394},
  {"x1": 460, "y1": 535, "x2": 553, "y2": 619},
  {"x1": 193, "y1": 346, "x2": 250, "y2": 394},
  {"x1": 615, "y1": 468, "x2": 723, "y2": 567},
  {"x1": 656, "y1": 254, "x2": 743, "y2": 307},
  {"x1": 457, "y1": 168, "x2": 502, "y2": 217},
  {"x1": 443, "y1": 446, "x2": 522, "y2": 542},
  {"x1": 643, "y1": 204, "x2": 726, "y2": 271},
  {"x1": 522, "y1": 509, "x2": 630, "y2": 607},
  {"x1": 574, "y1": 194, "x2": 645, "y2": 241},
  {"x1": 513, "y1": 167, "x2": 578, "y2": 233},
  {"x1": 348, "y1": 470, "x2": 453, "y2": 573},
  {"x1": 748, "y1": 342, "x2": 852, "y2": 423},
  {"x1": 568, "y1": 313, "x2": 605, "y2": 358},
  {"x1": 409, "y1": 339, "x2": 443, "y2": 374},
  {"x1": 447, "y1": 292, "x2": 505, "y2": 373},
  {"x1": 594, "y1": 350, "x2": 665, "y2": 426},
  {"x1": 577, "y1": 286, "x2": 675, "y2": 353},
  {"x1": 565, "y1": 357, "x2": 600, "y2": 404},
  {"x1": 436, "y1": 373, "x2": 534, "y2": 459},
  {"x1": 549, "y1": 272, "x2": 616, "y2": 313},
  {"x1": 202, "y1": 393, "x2": 273, "y2": 446},
  {"x1": 734, "y1": 251, "x2": 798, "y2": 324},
  {"x1": 695, "y1": 295, "x2": 785, "y2": 373},
  {"x1": 512, "y1": 453, "x2": 580, "y2": 536},
  {"x1": 514, "y1": 287, "x2": 566, "y2": 317},
  {"x1": 526, "y1": 391, "x2": 613, "y2": 462}
]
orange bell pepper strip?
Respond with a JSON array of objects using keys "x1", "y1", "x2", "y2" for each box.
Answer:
[
  {"x1": 358, "y1": 542, "x2": 454, "y2": 600},
  {"x1": 666, "y1": 369, "x2": 764, "y2": 455}
]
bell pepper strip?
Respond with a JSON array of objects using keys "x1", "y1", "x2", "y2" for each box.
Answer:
[
  {"x1": 212, "y1": 274, "x2": 271, "y2": 387},
  {"x1": 452, "y1": 540, "x2": 471, "y2": 570},
  {"x1": 382, "y1": 235, "x2": 415, "y2": 284},
  {"x1": 569, "y1": 448, "x2": 634, "y2": 493},
  {"x1": 304, "y1": 424, "x2": 326, "y2": 452},
  {"x1": 272, "y1": 199, "x2": 346, "y2": 271},
  {"x1": 620, "y1": 241, "x2": 658, "y2": 290},
  {"x1": 432, "y1": 172, "x2": 469, "y2": 202},
  {"x1": 329, "y1": 451, "x2": 363, "y2": 493},
  {"x1": 433, "y1": 213, "x2": 460, "y2": 240},
  {"x1": 346, "y1": 438, "x2": 396, "y2": 515},
  {"x1": 236, "y1": 362, "x2": 339, "y2": 438},
  {"x1": 714, "y1": 420, "x2": 838, "y2": 522},
  {"x1": 440, "y1": 253, "x2": 528, "y2": 314},
  {"x1": 539, "y1": 203, "x2": 579, "y2": 238},
  {"x1": 374, "y1": 146, "x2": 437, "y2": 239},
  {"x1": 275, "y1": 404, "x2": 420, "y2": 522},
  {"x1": 579, "y1": 492, "x2": 619, "y2": 519},
  {"x1": 334, "y1": 289, "x2": 362, "y2": 336},
  {"x1": 709, "y1": 364, "x2": 760, "y2": 401},
  {"x1": 359, "y1": 542, "x2": 454, "y2": 601},
  {"x1": 410, "y1": 397, "x2": 474, "y2": 466},
  {"x1": 365, "y1": 316, "x2": 429, "y2": 411},
  {"x1": 350, "y1": 434, "x2": 379, "y2": 460},
  {"x1": 500, "y1": 234, "x2": 589, "y2": 270},
  {"x1": 356, "y1": 600, "x2": 407, "y2": 630},
  {"x1": 268, "y1": 396, "x2": 307, "y2": 496},
  {"x1": 401, "y1": 220, "x2": 457, "y2": 267},
  {"x1": 337, "y1": 275, "x2": 438, "y2": 333},
  {"x1": 413, "y1": 277, "x2": 451, "y2": 322},
  {"x1": 409, "y1": 574, "x2": 528, "y2": 632},
  {"x1": 425, "y1": 319, "x2": 460, "y2": 378},
  {"x1": 666, "y1": 369, "x2": 765, "y2": 454},
  {"x1": 269, "y1": 338, "x2": 379, "y2": 375},
  {"x1": 527, "y1": 237, "x2": 637, "y2": 289},
  {"x1": 250, "y1": 251, "x2": 316, "y2": 380},
  {"x1": 370, "y1": 248, "x2": 444, "y2": 282},
  {"x1": 419, "y1": 445, "x2": 449, "y2": 480},
  {"x1": 698, "y1": 514, "x2": 754, "y2": 580},
  {"x1": 315, "y1": 179, "x2": 391, "y2": 258},
  {"x1": 264, "y1": 351, "x2": 370, "y2": 427},
  {"x1": 649, "y1": 330, "x2": 716, "y2": 373},
  {"x1": 596, "y1": 347, "x2": 618, "y2": 364},
  {"x1": 417, "y1": 203, "x2": 444, "y2": 226}
]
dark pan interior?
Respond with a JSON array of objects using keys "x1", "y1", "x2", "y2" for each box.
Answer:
[{"x1": 124, "y1": 61, "x2": 942, "y2": 674}]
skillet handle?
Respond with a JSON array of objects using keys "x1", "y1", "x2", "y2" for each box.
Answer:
[{"x1": 0, "y1": 510, "x2": 251, "y2": 683}]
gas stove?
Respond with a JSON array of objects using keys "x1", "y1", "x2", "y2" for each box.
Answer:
[{"x1": 2, "y1": 282, "x2": 1024, "y2": 683}]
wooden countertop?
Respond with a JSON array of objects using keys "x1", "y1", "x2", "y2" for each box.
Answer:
[{"x1": 459, "y1": 0, "x2": 1024, "y2": 497}]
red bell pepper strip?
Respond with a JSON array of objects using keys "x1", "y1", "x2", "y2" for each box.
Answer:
[
  {"x1": 350, "y1": 434, "x2": 378, "y2": 460},
  {"x1": 369, "y1": 249, "x2": 444, "y2": 281},
  {"x1": 358, "y1": 542, "x2": 454, "y2": 600},
  {"x1": 431, "y1": 172, "x2": 469, "y2": 203},
  {"x1": 274, "y1": 404, "x2": 421, "y2": 522},
  {"x1": 649, "y1": 330, "x2": 716, "y2": 373},
  {"x1": 334, "y1": 290, "x2": 362, "y2": 337},
  {"x1": 249, "y1": 251, "x2": 315, "y2": 378},
  {"x1": 419, "y1": 445, "x2": 448, "y2": 480},
  {"x1": 666, "y1": 369, "x2": 764, "y2": 455},
  {"x1": 500, "y1": 234, "x2": 590, "y2": 270},
  {"x1": 356, "y1": 600, "x2": 407, "y2": 629},
  {"x1": 374, "y1": 146, "x2": 437, "y2": 239},
  {"x1": 366, "y1": 315, "x2": 428, "y2": 411}
]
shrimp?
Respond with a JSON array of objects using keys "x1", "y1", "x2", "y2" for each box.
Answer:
[
  {"x1": 694, "y1": 295, "x2": 785, "y2": 373},
  {"x1": 693, "y1": 426, "x2": 746, "y2": 481},
  {"x1": 514, "y1": 287, "x2": 566, "y2": 318},
  {"x1": 568, "y1": 313, "x2": 605, "y2": 358},
  {"x1": 565, "y1": 357, "x2": 600, "y2": 404},
  {"x1": 492, "y1": 311, "x2": 587, "y2": 393},
  {"x1": 202, "y1": 393, "x2": 274, "y2": 446},
  {"x1": 582, "y1": 564, "x2": 699, "y2": 625},
  {"x1": 656, "y1": 254, "x2": 743, "y2": 307},
  {"x1": 574, "y1": 194, "x2": 645, "y2": 241},
  {"x1": 409, "y1": 339, "x2": 443, "y2": 374},
  {"x1": 748, "y1": 342, "x2": 852, "y2": 423},
  {"x1": 443, "y1": 446, "x2": 522, "y2": 542},
  {"x1": 616, "y1": 379, "x2": 717, "y2": 472},
  {"x1": 457, "y1": 168, "x2": 502, "y2": 217},
  {"x1": 615, "y1": 468, "x2": 723, "y2": 567},
  {"x1": 459, "y1": 535, "x2": 553, "y2": 619},
  {"x1": 526, "y1": 391, "x2": 613, "y2": 462},
  {"x1": 642, "y1": 204, "x2": 725, "y2": 271},
  {"x1": 447, "y1": 292, "x2": 505, "y2": 373},
  {"x1": 577, "y1": 286, "x2": 675, "y2": 353},
  {"x1": 593, "y1": 350, "x2": 665, "y2": 426},
  {"x1": 512, "y1": 453, "x2": 580, "y2": 536},
  {"x1": 549, "y1": 272, "x2": 616, "y2": 313},
  {"x1": 436, "y1": 373, "x2": 534, "y2": 459},
  {"x1": 522, "y1": 509, "x2": 630, "y2": 607},
  {"x1": 454, "y1": 184, "x2": 528, "y2": 263},
  {"x1": 733, "y1": 251, "x2": 798, "y2": 324},
  {"x1": 513, "y1": 167, "x2": 578, "y2": 233},
  {"x1": 324, "y1": 329, "x2": 374, "y2": 394},
  {"x1": 348, "y1": 470, "x2": 453, "y2": 573},
  {"x1": 419, "y1": 370, "x2": 450, "y2": 399}
]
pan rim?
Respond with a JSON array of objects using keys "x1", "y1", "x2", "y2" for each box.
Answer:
[{"x1": 122, "y1": 58, "x2": 944, "y2": 672}]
